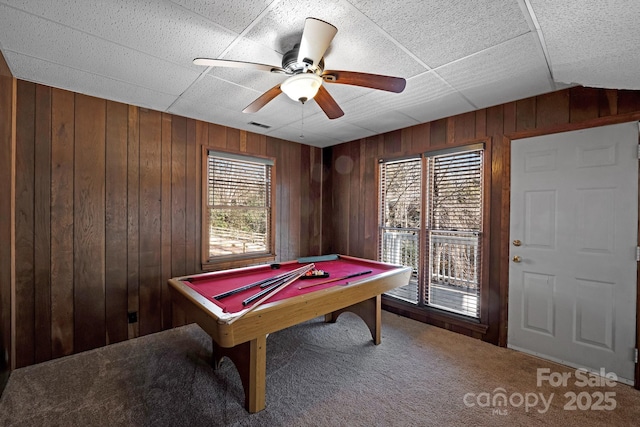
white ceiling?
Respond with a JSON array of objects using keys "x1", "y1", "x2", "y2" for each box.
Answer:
[{"x1": 1, "y1": 0, "x2": 638, "y2": 148}]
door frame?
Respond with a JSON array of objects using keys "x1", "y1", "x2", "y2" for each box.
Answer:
[{"x1": 502, "y1": 113, "x2": 640, "y2": 389}]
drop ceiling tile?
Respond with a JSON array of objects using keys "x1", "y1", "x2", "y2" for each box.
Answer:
[
  {"x1": 530, "y1": 0, "x2": 640, "y2": 89},
  {"x1": 1, "y1": 0, "x2": 238, "y2": 72},
  {"x1": 171, "y1": 102, "x2": 275, "y2": 136},
  {"x1": 399, "y1": 96, "x2": 476, "y2": 125},
  {"x1": 267, "y1": 125, "x2": 343, "y2": 148},
  {"x1": 329, "y1": 124, "x2": 379, "y2": 143},
  {"x1": 206, "y1": 37, "x2": 286, "y2": 91},
  {"x1": 5, "y1": 51, "x2": 177, "y2": 110},
  {"x1": 254, "y1": 98, "x2": 364, "y2": 142},
  {"x1": 168, "y1": 95, "x2": 291, "y2": 137},
  {"x1": 321, "y1": 21, "x2": 423, "y2": 80},
  {"x1": 437, "y1": 33, "x2": 554, "y2": 108},
  {"x1": 346, "y1": 110, "x2": 419, "y2": 135},
  {"x1": 170, "y1": 74, "x2": 262, "y2": 115},
  {"x1": 233, "y1": 95, "x2": 309, "y2": 130},
  {"x1": 555, "y1": 58, "x2": 640, "y2": 91},
  {"x1": 338, "y1": 71, "x2": 475, "y2": 124},
  {"x1": 261, "y1": 94, "x2": 360, "y2": 130},
  {"x1": 200, "y1": 107, "x2": 263, "y2": 132},
  {"x1": 169, "y1": 0, "x2": 273, "y2": 34},
  {"x1": 217, "y1": 36, "x2": 283, "y2": 66},
  {"x1": 334, "y1": 91, "x2": 409, "y2": 122},
  {"x1": 350, "y1": 0, "x2": 531, "y2": 68},
  {"x1": 207, "y1": 66, "x2": 285, "y2": 96},
  {"x1": 323, "y1": 83, "x2": 379, "y2": 105},
  {"x1": 293, "y1": 89, "x2": 417, "y2": 136},
  {"x1": 287, "y1": 112, "x2": 378, "y2": 140},
  {"x1": 0, "y1": 5, "x2": 200, "y2": 95}
]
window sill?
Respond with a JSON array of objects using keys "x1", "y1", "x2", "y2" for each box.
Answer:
[
  {"x1": 202, "y1": 253, "x2": 276, "y2": 272},
  {"x1": 382, "y1": 295, "x2": 489, "y2": 337}
]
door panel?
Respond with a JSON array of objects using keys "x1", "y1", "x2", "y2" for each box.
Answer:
[
  {"x1": 509, "y1": 122, "x2": 638, "y2": 385},
  {"x1": 574, "y1": 278, "x2": 614, "y2": 350},
  {"x1": 524, "y1": 190, "x2": 556, "y2": 248},
  {"x1": 522, "y1": 271, "x2": 555, "y2": 336},
  {"x1": 576, "y1": 188, "x2": 615, "y2": 253}
]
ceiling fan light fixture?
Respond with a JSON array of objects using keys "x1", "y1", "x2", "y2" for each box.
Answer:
[{"x1": 281, "y1": 73, "x2": 323, "y2": 103}]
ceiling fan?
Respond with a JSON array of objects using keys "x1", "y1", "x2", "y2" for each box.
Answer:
[{"x1": 194, "y1": 17, "x2": 406, "y2": 120}]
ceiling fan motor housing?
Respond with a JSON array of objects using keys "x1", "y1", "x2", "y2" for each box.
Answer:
[{"x1": 282, "y1": 44, "x2": 324, "y2": 74}]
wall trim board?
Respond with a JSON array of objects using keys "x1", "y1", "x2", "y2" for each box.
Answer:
[{"x1": 0, "y1": 50, "x2": 16, "y2": 394}]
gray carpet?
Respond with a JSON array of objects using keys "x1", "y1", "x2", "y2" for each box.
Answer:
[{"x1": 1, "y1": 311, "x2": 639, "y2": 426}]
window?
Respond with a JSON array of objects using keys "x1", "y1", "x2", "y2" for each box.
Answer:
[
  {"x1": 378, "y1": 157, "x2": 422, "y2": 303},
  {"x1": 379, "y1": 144, "x2": 484, "y2": 318},
  {"x1": 202, "y1": 149, "x2": 275, "y2": 269},
  {"x1": 426, "y1": 146, "x2": 483, "y2": 317}
]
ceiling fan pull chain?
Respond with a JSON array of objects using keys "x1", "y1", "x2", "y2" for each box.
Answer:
[{"x1": 300, "y1": 102, "x2": 305, "y2": 139}]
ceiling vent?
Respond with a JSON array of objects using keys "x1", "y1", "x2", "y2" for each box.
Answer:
[{"x1": 249, "y1": 121, "x2": 271, "y2": 129}]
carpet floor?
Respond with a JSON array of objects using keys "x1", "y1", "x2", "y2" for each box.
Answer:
[{"x1": 1, "y1": 311, "x2": 639, "y2": 426}]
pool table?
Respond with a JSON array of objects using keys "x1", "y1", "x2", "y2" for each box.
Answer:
[{"x1": 168, "y1": 254, "x2": 412, "y2": 412}]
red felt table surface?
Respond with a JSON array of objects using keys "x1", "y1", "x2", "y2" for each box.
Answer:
[{"x1": 183, "y1": 258, "x2": 394, "y2": 314}]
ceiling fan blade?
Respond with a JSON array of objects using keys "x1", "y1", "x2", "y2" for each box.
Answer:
[
  {"x1": 322, "y1": 70, "x2": 406, "y2": 93},
  {"x1": 297, "y1": 18, "x2": 338, "y2": 68},
  {"x1": 242, "y1": 84, "x2": 283, "y2": 113},
  {"x1": 194, "y1": 58, "x2": 286, "y2": 73},
  {"x1": 314, "y1": 85, "x2": 344, "y2": 119}
]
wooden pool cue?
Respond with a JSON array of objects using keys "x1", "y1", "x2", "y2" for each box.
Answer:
[
  {"x1": 242, "y1": 276, "x2": 290, "y2": 305},
  {"x1": 213, "y1": 263, "x2": 313, "y2": 300},
  {"x1": 225, "y1": 263, "x2": 315, "y2": 325},
  {"x1": 297, "y1": 270, "x2": 372, "y2": 290}
]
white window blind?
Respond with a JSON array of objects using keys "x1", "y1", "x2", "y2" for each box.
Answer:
[
  {"x1": 426, "y1": 146, "x2": 483, "y2": 318},
  {"x1": 378, "y1": 157, "x2": 421, "y2": 303},
  {"x1": 205, "y1": 150, "x2": 273, "y2": 259}
]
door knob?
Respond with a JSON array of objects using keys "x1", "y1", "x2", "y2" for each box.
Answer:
[
  {"x1": 512, "y1": 239, "x2": 522, "y2": 246},
  {"x1": 512, "y1": 255, "x2": 522, "y2": 263}
]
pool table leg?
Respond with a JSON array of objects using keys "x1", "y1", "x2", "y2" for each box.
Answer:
[
  {"x1": 211, "y1": 335, "x2": 267, "y2": 413},
  {"x1": 324, "y1": 294, "x2": 382, "y2": 344}
]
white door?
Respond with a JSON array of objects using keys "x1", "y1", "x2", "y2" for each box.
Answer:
[{"x1": 508, "y1": 122, "x2": 638, "y2": 385}]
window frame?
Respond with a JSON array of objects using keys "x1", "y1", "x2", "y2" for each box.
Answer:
[
  {"x1": 377, "y1": 140, "x2": 490, "y2": 323},
  {"x1": 423, "y1": 143, "x2": 485, "y2": 318},
  {"x1": 201, "y1": 146, "x2": 277, "y2": 271}
]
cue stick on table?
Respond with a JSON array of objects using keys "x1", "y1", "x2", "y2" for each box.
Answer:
[
  {"x1": 225, "y1": 263, "x2": 315, "y2": 325},
  {"x1": 213, "y1": 263, "x2": 314, "y2": 300},
  {"x1": 297, "y1": 270, "x2": 372, "y2": 290},
  {"x1": 242, "y1": 275, "x2": 291, "y2": 305}
]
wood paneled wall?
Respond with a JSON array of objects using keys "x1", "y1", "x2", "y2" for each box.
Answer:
[
  {"x1": 324, "y1": 87, "x2": 640, "y2": 346},
  {"x1": 4, "y1": 74, "x2": 640, "y2": 375},
  {"x1": 9, "y1": 81, "x2": 323, "y2": 369},
  {"x1": 0, "y1": 50, "x2": 14, "y2": 391}
]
